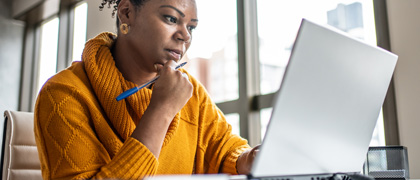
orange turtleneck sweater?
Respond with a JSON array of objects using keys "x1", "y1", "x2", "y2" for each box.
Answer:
[{"x1": 34, "y1": 32, "x2": 250, "y2": 179}]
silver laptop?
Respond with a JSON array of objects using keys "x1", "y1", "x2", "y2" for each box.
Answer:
[{"x1": 249, "y1": 19, "x2": 398, "y2": 179}]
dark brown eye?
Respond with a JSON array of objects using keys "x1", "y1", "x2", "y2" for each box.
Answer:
[
  {"x1": 188, "y1": 26, "x2": 196, "y2": 32},
  {"x1": 164, "y1": 15, "x2": 177, "y2": 23}
]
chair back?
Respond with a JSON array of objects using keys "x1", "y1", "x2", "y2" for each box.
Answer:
[{"x1": 1, "y1": 110, "x2": 42, "y2": 180}]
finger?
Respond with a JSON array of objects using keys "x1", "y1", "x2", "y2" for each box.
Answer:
[
  {"x1": 167, "y1": 60, "x2": 177, "y2": 70},
  {"x1": 252, "y1": 149, "x2": 259, "y2": 157},
  {"x1": 251, "y1": 145, "x2": 260, "y2": 153}
]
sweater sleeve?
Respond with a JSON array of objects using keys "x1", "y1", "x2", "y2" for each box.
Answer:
[
  {"x1": 34, "y1": 81, "x2": 158, "y2": 180},
  {"x1": 194, "y1": 79, "x2": 251, "y2": 175}
]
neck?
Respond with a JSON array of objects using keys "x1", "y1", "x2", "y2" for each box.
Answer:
[{"x1": 112, "y1": 36, "x2": 157, "y2": 85}]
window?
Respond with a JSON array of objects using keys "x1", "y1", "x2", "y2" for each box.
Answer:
[
  {"x1": 260, "y1": 108, "x2": 272, "y2": 140},
  {"x1": 225, "y1": 113, "x2": 240, "y2": 136},
  {"x1": 24, "y1": 0, "x2": 392, "y2": 147},
  {"x1": 31, "y1": 2, "x2": 88, "y2": 109},
  {"x1": 72, "y1": 2, "x2": 88, "y2": 62},
  {"x1": 36, "y1": 17, "x2": 60, "y2": 93},
  {"x1": 186, "y1": 0, "x2": 386, "y2": 146},
  {"x1": 257, "y1": 0, "x2": 377, "y2": 94},
  {"x1": 184, "y1": 0, "x2": 241, "y2": 135},
  {"x1": 184, "y1": 0, "x2": 239, "y2": 103},
  {"x1": 257, "y1": 0, "x2": 385, "y2": 146}
]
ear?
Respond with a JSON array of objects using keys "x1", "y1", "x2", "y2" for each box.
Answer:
[{"x1": 117, "y1": 0, "x2": 132, "y2": 25}]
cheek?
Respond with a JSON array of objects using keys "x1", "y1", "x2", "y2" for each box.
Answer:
[
  {"x1": 148, "y1": 24, "x2": 174, "y2": 42},
  {"x1": 185, "y1": 43, "x2": 191, "y2": 51},
  {"x1": 162, "y1": 25, "x2": 176, "y2": 38},
  {"x1": 186, "y1": 38, "x2": 193, "y2": 48}
]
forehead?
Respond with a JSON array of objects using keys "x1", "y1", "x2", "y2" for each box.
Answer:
[{"x1": 144, "y1": 0, "x2": 197, "y2": 14}]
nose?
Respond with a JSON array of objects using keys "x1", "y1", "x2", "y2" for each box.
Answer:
[{"x1": 174, "y1": 26, "x2": 191, "y2": 44}]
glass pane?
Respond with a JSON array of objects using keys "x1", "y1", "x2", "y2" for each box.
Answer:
[
  {"x1": 257, "y1": 0, "x2": 376, "y2": 94},
  {"x1": 260, "y1": 108, "x2": 386, "y2": 146},
  {"x1": 370, "y1": 109, "x2": 386, "y2": 146},
  {"x1": 260, "y1": 108, "x2": 272, "y2": 140},
  {"x1": 37, "y1": 17, "x2": 60, "y2": 93},
  {"x1": 257, "y1": 0, "x2": 385, "y2": 146},
  {"x1": 225, "y1": 113, "x2": 240, "y2": 136},
  {"x1": 72, "y1": 2, "x2": 88, "y2": 62},
  {"x1": 183, "y1": 0, "x2": 238, "y2": 103}
]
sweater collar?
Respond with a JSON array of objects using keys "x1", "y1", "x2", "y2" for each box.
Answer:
[{"x1": 82, "y1": 32, "x2": 180, "y2": 143}]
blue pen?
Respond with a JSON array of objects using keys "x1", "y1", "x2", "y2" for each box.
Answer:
[{"x1": 116, "y1": 62, "x2": 187, "y2": 101}]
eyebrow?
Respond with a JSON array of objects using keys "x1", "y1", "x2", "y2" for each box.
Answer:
[{"x1": 160, "y1": 5, "x2": 199, "y2": 22}]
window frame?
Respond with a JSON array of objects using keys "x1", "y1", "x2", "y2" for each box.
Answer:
[
  {"x1": 215, "y1": 0, "x2": 399, "y2": 146},
  {"x1": 19, "y1": 1, "x2": 82, "y2": 112},
  {"x1": 373, "y1": 0, "x2": 400, "y2": 145}
]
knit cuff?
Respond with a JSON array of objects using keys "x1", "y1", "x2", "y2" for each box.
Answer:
[
  {"x1": 98, "y1": 137, "x2": 158, "y2": 179},
  {"x1": 221, "y1": 145, "x2": 251, "y2": 175}
]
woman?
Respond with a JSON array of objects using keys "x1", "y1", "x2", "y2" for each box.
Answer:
[{"x1": 34, "y1": 0, "x2": 258, "y2": 179}]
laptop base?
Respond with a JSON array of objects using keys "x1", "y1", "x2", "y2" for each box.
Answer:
[{"x1": 247, "y1": 173, "x2": 375, "y2": 180}]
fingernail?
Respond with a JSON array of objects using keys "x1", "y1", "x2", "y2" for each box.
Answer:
[{"x1": 154, "y1": 64, "x2": 158, "y2": 71}]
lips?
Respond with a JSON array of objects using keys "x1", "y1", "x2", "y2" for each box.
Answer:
[{"x1": 165, "y1": 49, "x2": 182, "y2": 60}]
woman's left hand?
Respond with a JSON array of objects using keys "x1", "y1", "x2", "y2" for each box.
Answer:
[{"x1": 236, "y1": 145, "x2": 260, "y2": 174}]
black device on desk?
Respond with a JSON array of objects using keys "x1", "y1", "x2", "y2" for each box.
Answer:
[
  {"x1": 364, "y1": 146, "x2": 410, "y2": 180},
  {"x1": 245, "y1": 19, "x2": 398, "y2": 180}
]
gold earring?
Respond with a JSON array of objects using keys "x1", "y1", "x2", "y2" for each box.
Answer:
[{"x1": 120, "y1": 23, "x2": 130, "y2": 34}]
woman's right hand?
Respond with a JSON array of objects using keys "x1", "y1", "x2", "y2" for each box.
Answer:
[
  {"x1": 149, "y1": 60, "x2": 193, "y2": 121},
  {"x1": 131, "y1": 60, "x2": 192, "y2": 158}
]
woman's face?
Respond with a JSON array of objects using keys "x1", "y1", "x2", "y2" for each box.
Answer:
[{"x1": 123, "y1": 0, "x2": 198, "y2": 71}]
